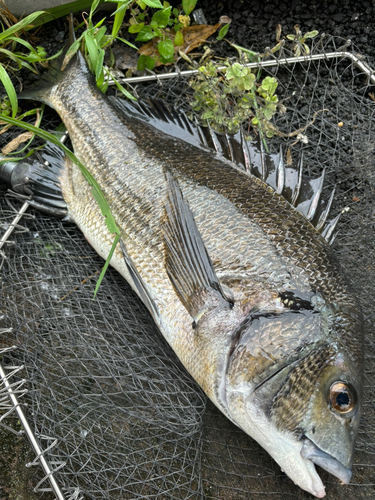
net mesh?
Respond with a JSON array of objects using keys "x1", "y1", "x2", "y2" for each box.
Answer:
[{"x1": 1, "y1": 35, "x2": 375, "y2": 499}]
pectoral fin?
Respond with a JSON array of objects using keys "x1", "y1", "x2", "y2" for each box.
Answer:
[{"x1": 163, "y1": 171, "x2": 232, "y2": 318}]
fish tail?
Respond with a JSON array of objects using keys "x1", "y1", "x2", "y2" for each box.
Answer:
[{"x1": 18, "y1": 13, "x2": 78, "y2": 105}]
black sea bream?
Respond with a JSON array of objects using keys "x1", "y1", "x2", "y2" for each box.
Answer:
[{"x1": 16, "y1": 21, "x2": 364, "y2": 498}]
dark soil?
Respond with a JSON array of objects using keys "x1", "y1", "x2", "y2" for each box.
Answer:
[{"x1": 202, "y1": 0, "x2": 375, "y2": 62}]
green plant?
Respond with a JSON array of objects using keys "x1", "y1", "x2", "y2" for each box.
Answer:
[
  {"x1": 127, "y1": 0, "x2": 198, "y2": 69},
  {"x1": 62, "y1": 0, "x2": 137, "y2": 99},
  {"x1": 0, "y1": 9, "x2": 63, "y2": 117},
  {"x1": 286, "y1": 24, "x2": 318, "y2": 56},
  {"x1": 189, "y1": 60, "x2": 280, "y2": 139}
]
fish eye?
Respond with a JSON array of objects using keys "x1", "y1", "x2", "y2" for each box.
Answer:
[{"x1": 329, "y1": 381, "x2": 356, "y2": 414}]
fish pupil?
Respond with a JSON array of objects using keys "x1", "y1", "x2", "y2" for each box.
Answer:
[{"x1": 336, "y1": 392, "x2": 350, "y2": 407}]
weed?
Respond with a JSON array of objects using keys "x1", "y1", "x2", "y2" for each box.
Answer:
[
  {"x1": 127, "y1": 0, "x2": 198, "y2": 70},
  {"x1": 286, "y1": 24, "x2": 318, "y2": 56},
  {"x1": 189, "y1": 59, "x2": 281, "y2": 139}
]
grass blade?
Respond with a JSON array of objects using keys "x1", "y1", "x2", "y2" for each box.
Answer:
[
  {"x1": 112, "y1": 2, "x2": 130, "y2": 37},
  {"x1": 116, "y1": 36, "x2": 138, "y2": 50},
  {"x1": 0, "y1": 11, "x2": 47, "y2": 41},
  {"x1": 0, "y1": 65, "x2": 18, "y2": 117},
  {"x1": 94, "y1": 233, "x2": 120, "y2": 297}
]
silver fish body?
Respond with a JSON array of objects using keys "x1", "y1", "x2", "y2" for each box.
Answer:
[{"x1": 19, "y1": 49, "x2": 364, "y2": 498}]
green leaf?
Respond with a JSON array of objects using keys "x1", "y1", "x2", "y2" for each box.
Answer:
[
  {"x1": 303, "y1": 43, "x2": 310, "y2": 55},
  {"x1": 142, "y1": 0, "x2": 163, "y2": 7},
  {"x1": 116, "y1": 36, "x2": 139, "y2": 50},
  {"x1": 105, "y1": 68, "x2": 137, "y2": 101},
  {"x1": 87, "y1": 1, "x2": 102, "y2": 29},
  {"x1": 99, "y1": 79, "x2": 109, "y2": 93},
  {"x1": 94, "y1": 233, "x2": 120, "y2": 297},
  {"x1": 137, "y1": 54, "x2": 156, "y2": 71},
  {"x1": 95, "y1": 49, "x2": 105, "y2": 82},
  {"x1": 61, "y1": 38, "x2": 82, "y2": 70},
  {"x1": 182, "y1": 0, "x2": 197, "y2": 15},
  {"x1": 158, "y1": 39, "x2": 174, "y2": 63},
  {"x1": 152, "y1": 27, "x2": 162, "y2": 37},
  {"x1": 7, "y1": 36, "x2": 37, "y2": 53},
  {"x1": 94, "y1": 26, "x2": 107, "y2": 46},
  {"x1": 0, "y1": 10, "x2": 46, "y2": 41},
  {"x1": 129, "y1": 22, "x2": 144, "y2": 33},
  {"x1": 111, "y1": 1, "x2": 130, "y2": 35},
  {"x1": 304, "y1": 30, "x2": 319, "y2": 39},
  {"x1": 233, "y1": 62, "x2": 248, "y2": 77},
  {"x1": 112, "y1": 1, "x2": 132, "y2": 17},
  {"x1": 152, "y1": 6, "x2": 172, "y2": 28},
  {"x1": 217, "y1": 24, "x2": 229, "y2": 41},
  {"x1": 85, "y1": 32, "x2": 99, "y2": 69},
  {"x1": 135, "y1": 25, "x2": 154, "y2": 42},
  {"x1": 242, "y1": 74, "x2": 255, "y2": 90},
  {"x1": 259, "y1": 76, "x2": 278, "y2": 95},
  {"x1": 0, "y1": 48, "x2": 23, "y2": 68},
  {"x1": 0, "y1": 65, "x2": 18, "y2": 117},
  {"x1": 174, "y1": 31, "x2": 184, "y2": 46},
  {"x1": 286, "y1": 34, "x2": 295, "y2": 41}
]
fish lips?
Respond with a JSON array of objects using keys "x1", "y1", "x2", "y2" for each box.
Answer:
[{"x1": 301, "y1": 438, "x2": 352, "y2": 485}]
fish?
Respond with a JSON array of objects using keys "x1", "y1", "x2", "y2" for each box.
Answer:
[{"x1": 13, "y1": 17, "x2": 364, "y2": 499}]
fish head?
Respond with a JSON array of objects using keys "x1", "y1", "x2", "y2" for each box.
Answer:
[{"x1": 224, "y1": 295, "x2": 363, "y2": 498}]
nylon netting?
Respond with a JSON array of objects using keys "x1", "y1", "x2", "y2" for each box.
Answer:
[{"x1": 1, "y1": 34, "x2": 374, "y2": 499}]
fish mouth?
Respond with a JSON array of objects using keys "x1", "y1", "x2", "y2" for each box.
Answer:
[{"x1": 301, "y1": 438, "x2": 352, "y2": 485}]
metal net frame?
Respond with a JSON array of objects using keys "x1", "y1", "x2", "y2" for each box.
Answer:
[{"x1": 1, "y1": 34, "x2": 375, "y2": 499}]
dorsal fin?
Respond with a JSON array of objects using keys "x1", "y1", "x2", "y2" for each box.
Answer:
[{"x1": 109, "y1": 97, "x2": 338, "y2": 241}]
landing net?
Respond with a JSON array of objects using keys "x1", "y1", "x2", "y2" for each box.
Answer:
[{"x1": 1, "y1": 34, "x2": 374, "y2": 499}]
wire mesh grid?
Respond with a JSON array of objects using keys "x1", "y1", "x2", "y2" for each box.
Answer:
[{"x1": 1, "y1": 34, "x2": 375, "y2": 499}]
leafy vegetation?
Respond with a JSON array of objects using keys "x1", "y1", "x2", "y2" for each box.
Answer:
[
  {"x1": 0, "y1": 8, "x2": 63, "y2": 117},
  {"x1": 189, "y1": 60, "x2": 281, "y2": 139},
  {"x1": 128, "y1": 0, "x2": 198, "y2": 69},
  {"x1": 286, "y1": 24, "x2": 318, "y2": 56}
]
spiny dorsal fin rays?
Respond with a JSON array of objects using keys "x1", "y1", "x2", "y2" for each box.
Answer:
[
  {"x1": 321, "y1": 213, "x2": 342, "y2": 243},
  {"x1": 276, "y1": 145, "x2": 285, "y2": 195},
  {"x1": 291, "y1": 153, "x2": 304, "y2": 206},
  {"x1": 108, "y1": 97, "x2": 337, "y2": 241},
  {"x1": 163, "y1": 171, "x2": 232, "y2": 318},
  {"x1": 314, "y1": 187, "x2": 336, "y2": 232},
  {"x1": 294, "y1": 169, "x2": 326, "y2": 221}
]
